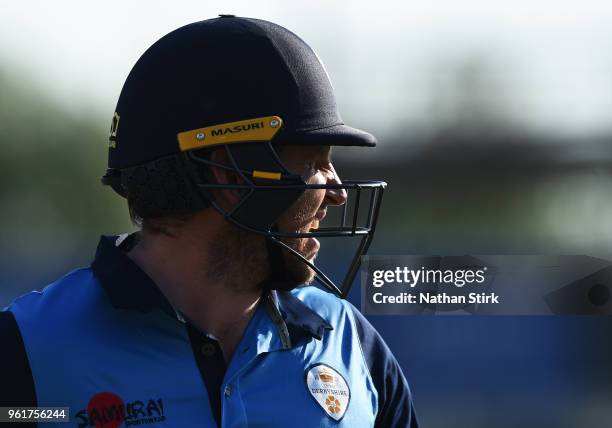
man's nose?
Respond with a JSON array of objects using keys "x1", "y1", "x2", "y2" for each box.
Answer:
[{"x1": 325, "y1": 171, "x2": 348, "y2": 206}]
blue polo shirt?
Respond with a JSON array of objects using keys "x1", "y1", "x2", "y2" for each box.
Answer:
[{"x1": 1, "y1": 234, "x2": 418, "y2": 427}]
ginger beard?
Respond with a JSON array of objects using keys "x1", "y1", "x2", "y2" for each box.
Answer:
[
  {"x1": 206, "y1": 220, "x2": 270, "y2": 293},
  {"x1": 206, "y1": 188, "x2": 324, "y2": 292}
]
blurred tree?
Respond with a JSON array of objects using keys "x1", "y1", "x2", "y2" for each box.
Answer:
[{"x1": 0, "y1": 67, "x2": 131, "y2": 297}]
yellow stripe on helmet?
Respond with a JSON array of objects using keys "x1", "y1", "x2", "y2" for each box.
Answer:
[
  {"x1": 252, "y1": 170, "x2": 282, "y2": 180},
  {"x1": 177, "y1": 115, "x2": 283, "y2": 151}
]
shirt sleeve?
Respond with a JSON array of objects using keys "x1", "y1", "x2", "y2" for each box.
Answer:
[
  {"x1": 0, "y1": 310, "x2": 38, "y2": 418},
  {"x1": 349, "y1": 304, "x2": 419, "y2": 428}
]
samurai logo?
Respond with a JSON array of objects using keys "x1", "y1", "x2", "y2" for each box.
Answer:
[{"x1": 75, "y1": 392, "x2": 166, "y2": 428}]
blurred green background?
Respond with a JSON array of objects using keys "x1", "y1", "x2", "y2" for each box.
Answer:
[{"x1": 2, "y1": 1, "x2": 612, "y2": 427}]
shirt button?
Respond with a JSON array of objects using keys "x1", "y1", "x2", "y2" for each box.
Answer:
[
  {"x1": 224, "y1": 386, "x2": 232, "y2": 397},
  {"x1": 201, "y1": 342, "x2": 216, "y2": 357}
]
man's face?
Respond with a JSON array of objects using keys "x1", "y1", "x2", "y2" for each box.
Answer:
[{"x1": 275, "y1": 144, "x2": 348, "y2": 284}]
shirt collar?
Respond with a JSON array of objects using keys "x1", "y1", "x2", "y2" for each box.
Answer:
[
  {"x1": 90, "y1": 234, "x2": 332, "y2": 344},
  {"x1": 272, "y1": 290, "x2": 333, "y2": 343},
  {"x1": 91, "y1": 234, "x2": 176, "y2": 318}
]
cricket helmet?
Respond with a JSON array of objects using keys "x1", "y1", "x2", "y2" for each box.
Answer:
[{"x1": 102, "y1": 15, "x2": 386, "y2": 297}]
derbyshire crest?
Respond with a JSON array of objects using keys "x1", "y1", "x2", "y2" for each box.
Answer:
[{"x1": 305, "y1": 364, "x2": 350, "y2": 421}]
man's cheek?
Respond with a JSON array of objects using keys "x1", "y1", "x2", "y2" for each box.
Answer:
[{"x1": 302, "y1": 189, "x2": 326, "y2": 211}]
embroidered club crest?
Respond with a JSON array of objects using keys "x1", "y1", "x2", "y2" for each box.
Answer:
[{"x1": 306, "y1": 364, "x2": 350, "y2": 421}]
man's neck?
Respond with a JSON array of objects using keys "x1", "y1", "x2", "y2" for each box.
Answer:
[{"x1": 127, "y1": 228, "x2": 264, "y2": 363}]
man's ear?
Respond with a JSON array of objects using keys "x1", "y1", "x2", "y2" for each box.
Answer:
[{"x1": 207, "y1": 147, "x2": 243, "y2": 207}]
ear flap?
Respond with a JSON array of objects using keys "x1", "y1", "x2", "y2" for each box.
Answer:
[
  {"x1": 101, "y1": 169, "x2": 127, "y2": 197},
  {"x1": 227, "y1": 143, "x2": 304, "y2": 232}
]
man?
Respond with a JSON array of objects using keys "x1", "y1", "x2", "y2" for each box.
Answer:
[{"x1": 1, "y1": 16, "x2": 418, "y2": 427}]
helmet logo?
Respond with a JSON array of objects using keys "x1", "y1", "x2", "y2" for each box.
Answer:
[
  {"x1": 210, "y1": 121, "x2": 264, "y2": 137},
  {"x1": 108, "y1": 112, "x2": 120, "y2": 148},
  {"x1": 177, "y1": 115, "x2": 283, "y2": 151}
]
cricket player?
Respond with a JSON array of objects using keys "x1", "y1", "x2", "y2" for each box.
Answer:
[{"x1": 1, "y1": 16, "x2": 418, "y2": 427}]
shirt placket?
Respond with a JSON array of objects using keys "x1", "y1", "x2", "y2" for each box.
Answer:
[
  {"x1": 175, "y1": 293, "x2": 291, "y2": 428},
  {"x1": 219, "y1": 294, "x2": 292, "y2": 428}
]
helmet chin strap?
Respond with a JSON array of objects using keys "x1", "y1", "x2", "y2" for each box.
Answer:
[
  {"x1": 262, "y1": 226, "x2": 342, "y2": 296},
  {"x1": 262, "y1": 234, "x2": 299, "y2": 292}
]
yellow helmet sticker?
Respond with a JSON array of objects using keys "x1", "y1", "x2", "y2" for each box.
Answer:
[
  {"x1": 177, "y1": 115, "x2": 283, "y2": 151},
  {"x1": 252, "y1": 170, "x2": 282, "y2": 180}
]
